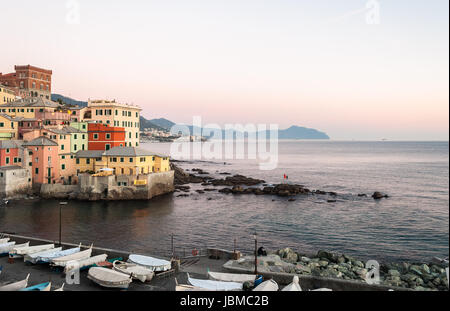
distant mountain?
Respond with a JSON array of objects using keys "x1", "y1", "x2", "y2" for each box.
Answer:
[
  {"x1": 52, "y1": 94, "x2": 87, "y2": 107},
  {"x1": 148, "y1": 118, "x2": 176, "y2": 131},
  {"x1": 51, "y1": 94, "x2": 329, "y2": 139},
  {"x1": 278, "y1": 126, "x2": 329, "y2": 139}
]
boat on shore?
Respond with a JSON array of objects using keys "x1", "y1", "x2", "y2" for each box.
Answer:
[
  {"x1": 253, "y1": 279, "x2": 279, "y2": 291},
  {"x1": 0, "y1": 242, "x2": 28, "y2": 256},
  {"x1": 175, "y1": 278, "x2": 213, "y2": 291},
  {"x1": 208, "y1": 271, "x2": 257, "y2": 283},
  {"x1": 281, "y1": 276, "x2": 302, "y2": 291},
  {"x1": 36, "y1": 246, "x2": 81, "y2": 264},
  {"x1": 0, "y1": 238, "x2": 10, "y2": 244},
  {"x1": 24, "y1": 247, "x2": 63, "y2": 264},
  {"x1": 64, "y1": 254, "x2": 108, "y2": 274},
  {"x1": 21, "y1": 282, "x2": 52, "y2": 291},
  {"x1": 128, "y1": 254, "x2": 171, "y2": 272},
  {"x1": 51, "y1": 246, "x2": 93, "y2": 267},
  {"x1": 54, "y1": 283, "x2": 65, "y2": 291},
  {"x1": 9, "y1": 244, "x2": 54, "y2": 258},
  {"x1": 113, "y1": 260, "x2": 155, "y2": 283},
  {"x1": 87, "y1": 267, "x2": 133, "y2": 289},
  {"x1": 0, "y1": 274, "x2": 30, "y2": 291},
  {"x1": 187, "y1": 273, "x2": 243, "y2": 291}
]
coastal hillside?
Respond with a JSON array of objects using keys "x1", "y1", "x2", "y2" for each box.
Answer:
[{"x1": 51, "y1": 94, "x2": 330, "y2": 139}]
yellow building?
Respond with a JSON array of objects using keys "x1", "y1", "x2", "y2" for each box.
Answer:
[
  {"x1": 0, "y1": 97, "x2": 62, "y2": 119},
  {"x1": 75, "y1": 147, "x2": 169, "y2": 175},
  {"x1": 0, "y1": 85, "x2": 17, "y2": 105},
  {"x1": 82, "y1": 100, "x2": 142, "y2": 147},
  {"x1": 0, "y1": 114, "x2": 19, "y2": 140}
]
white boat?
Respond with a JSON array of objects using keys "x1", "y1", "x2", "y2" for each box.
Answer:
[
  {"x1": 54, "y1": 284, "x2": 65, "y2": 292},
  {"x1": 128, "y1": 254, "x2": 171, "y2": 272},
  {"x1": 0, "y1": 242, "x2": 28, "y2": 256},
  {"x1": 281, "y1": 276, "x2": 302, "y2": 291},
  {"x1": 253, "y1": 279, "x2": 279, "y2": 291},
  {"x1": 175, "y1": 278, "x2": 212, "y2": 291},
  {"x1": 0, "y1": 274, "x2": 30, "y2": 291},
  {"x1": 10, "y1": 244, "x2": 54, "y2": 258},
  {"x1": 0, "y1": 238, "x2": 10, "y2": 244},
  {"x1": 208, "y1": 271, "x2": 257, "y2": 283},
  {"x1": 64, "y1": 254, "x2": 108, "y2": 274},
  {"x1": 37, "y1": 246, "x2": 81, "y2": 263},
  {"x1": 187, "y1": 273, "x2": 243, "y2": 291},
  {"x1": 113, "y1": 260, "x2": 155, "y2": 283},
  {"x1": 24, "y1": 247, "x2": 63, "y2": 264},
  {"x1": 87, "y1": 267, "x2": 133, "y2": 289},
  {"x1": 311, "y1": 288, "x2": 333, "y2": 291},
  {"x1": 51, "y1": 246, "x2": 93, "y2": 267}
]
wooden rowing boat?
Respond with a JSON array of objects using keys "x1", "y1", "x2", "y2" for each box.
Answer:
[
  {"x1": 37, "y1": 246, "x2": 81, "y2": 264},
  {"x1": 10, "y1": 244, "x2": 54, "y2": 258},
  {"x1": 21, "y1": 282, "x2": 52, "y2": 291},
  {"x1": 54, "y1": 283, "x2": 65, "y2": 291},
  {"x1": 281, "y1": 276, "x2": 302, "y2": 291},
  {"x1": 51, "y1": 246, "x2": 93, "y2": 267},
  {"x1": 113, "y1": 260, "x2": 155, "y2": 283},
  {"x1": 64, "y1": 254, "x2": 108, "y2": 274},
  {"x1": 0, "y1": 238, "x2": 10, "y2": 244},
  {"x1": 0, "y1": 274, "x2": 30, "y2": 291},
  {"x1": 24, "y1": 247, "x2": 63, "y2": 264},
  {"x1": 208, "y1": 271, "x2": 257, "y2": 283}
]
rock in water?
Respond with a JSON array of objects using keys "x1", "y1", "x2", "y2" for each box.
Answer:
[{"x1": 372, "y1": 192, "x2": 389, "y2": 199}]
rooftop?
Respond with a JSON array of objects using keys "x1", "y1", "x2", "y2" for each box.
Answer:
[
  {"x1": 0, "y1": 165, "x2": 25, "y2": 171},
  {"x1": 75, "y1": 150, "x2": 105, "y2": 158},
  {"x1": 4, "y1": 97, "x2": 61, "y2": 109},
  {"x1": 0, "y1": 140, "x2": 23, "y2": 149},
  {"x1": 22, "y1": 136, "x2": 58, "y2": 147}
]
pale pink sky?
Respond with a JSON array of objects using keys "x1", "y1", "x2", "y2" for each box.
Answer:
[{"x1": 1, "y1": 0, "x2": 448, "y2": 140}]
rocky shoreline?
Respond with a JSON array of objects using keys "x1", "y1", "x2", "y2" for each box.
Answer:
[
  {"x1": 172, "y1": 164, "x2": 388, "y2": 200},
  {"x1": 233, "y1": 248, "x2": 449, "y2": 291}
]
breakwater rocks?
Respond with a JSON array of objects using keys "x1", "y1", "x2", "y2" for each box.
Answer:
[
  {"x1": 172, "y1": 164, "x2": 387, "y2": 200},
  {"x1": 266, "y1": 248, "x2": 448, "y2": 291}
]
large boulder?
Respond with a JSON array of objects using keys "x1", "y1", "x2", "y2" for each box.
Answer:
[{"x1": 278, "y1": 248, "x2": 298, "y2": 263}]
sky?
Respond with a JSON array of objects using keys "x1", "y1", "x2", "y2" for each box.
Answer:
[{"x1": 0, "y1": 0, "x2": 448, "y2": 140}]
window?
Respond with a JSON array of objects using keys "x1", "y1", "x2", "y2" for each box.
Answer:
[
  {"x1": 14, "y1": 158, "x2": 18, "y2": 163},
  {"x1": 5, "y1": 148, "x2": 9, "y2": 154},
  {"x1": 106, "y1": 133, "x2": 111, "y2": 140},
  {"x1": 105, "y1": 144, "x2": 111, "y2": 151},
  {"x1": 82, "y1": 144, "x2": 85, "y2": 150},
  {"x1": 74, "y1": 144, "x2": 77, "y2": 151},
  {"x1": 129, "y1": 158, "x2": 133, "y2": 163},
  {"x1": 120, "y1": 158, "x2": 124, "y2": 162},
  {"x1": 61, "y1": 145, "x2": 65, "y2": 150},
  {"x1": 93, "y1": 134, "x2": 99, "y2": 140},
  {"x1": 74, "y1": 134, "x2": 78, "y2": 139},
  {"x1": 62, "y1": 155, "x2": 66, "y2": 159},
  {"x1": 86, "y1": 159, "x2": 91, "y2": 164},
  {"x1": 61, "y1": 164, "x2": 66, "y2": 170},
  {"x1": 76, "y1": 159, "x2": 80, "y2": 164},
  {"x1": 35, "y1": 168, "x2": 39, "y2": 174},
  {"x1": 5, "y1": 157, "x2": 10, "y2": 164},
  {"x1": 112, "y1": 158, "x2": 117, "y2": 162}
]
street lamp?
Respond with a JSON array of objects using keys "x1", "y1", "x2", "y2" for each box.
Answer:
[{"x1": 253, "y1": 232, "x2": 258, "y2": 275}]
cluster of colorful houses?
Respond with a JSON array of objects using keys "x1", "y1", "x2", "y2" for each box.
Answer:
[{"x1": 0, "y1": 65, "x2": 171, "y2": 198}]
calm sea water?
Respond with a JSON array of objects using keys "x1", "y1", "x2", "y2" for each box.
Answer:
[{"x1": 1, "y1": 141, "x2": 448, "y2": 262}]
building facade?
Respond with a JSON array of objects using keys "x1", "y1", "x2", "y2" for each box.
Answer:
[
  {"x1": 0, "y1": 65, "x2": 52, "y2": 99},
  {"x1": 82, "y1": 100, "x2": 141, "y2": 147},
  {"x1": 22, "y1": 136, "x2": 60, "y2": 185},
  {"x1": 0, "y1": 114, "x2": 19, "y2": 140},
  {"x1": 0, "y1": 85, "x2": 17, "y2": 105},
  {"x1": 0, "y1": 166, "x2": 32, "y2": 198},
  {"x1": 88, "y1": 123, "x2": 126, "y2": 151}
]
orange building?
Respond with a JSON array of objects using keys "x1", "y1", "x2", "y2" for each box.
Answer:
[
  {"x1": 88, "y1": 123, "x2": 126, "y2": 151},
  {"x1": 0, "y1": 65, "x2": 52, "y2": 99}
]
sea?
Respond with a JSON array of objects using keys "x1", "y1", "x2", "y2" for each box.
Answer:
[{"x1": 1, "y1": 141, "x2": 448, "y2": 263}]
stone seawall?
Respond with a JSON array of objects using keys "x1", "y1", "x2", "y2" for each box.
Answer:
[{"x1": 38, "y1": 171, "x2": 175, "y2": 201}]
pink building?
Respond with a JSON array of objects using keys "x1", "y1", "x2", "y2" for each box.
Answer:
[{"x1": 22, "y1": 136, "x2": 59, "y2": 185}]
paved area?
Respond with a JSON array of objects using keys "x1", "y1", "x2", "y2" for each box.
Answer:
[{"x1": 0, "y1": 255, "x2": 229, "y2": 291}]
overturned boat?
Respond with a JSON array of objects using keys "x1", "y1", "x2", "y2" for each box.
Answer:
[
  {"x1": 187, "y1": 273, "x2": 243, "y2": 291},
  {"x1": 0, "y1": 238, "x2": 10, "y2": 244},
  {"x1": 87, "y1": 267, "x2": 133, "y2": 289},
  {"x1": 253, "y1": 279, "x2": 279, "y2": 291},
  {"x1": 24, "y1": 247, "x2": 63, "y2": 264},
  {"x1": 113, "y1": 260, "x2": 155, "y2": 283},
  {"x1": 128, "y1": 254, "x2": 171, "y2": 272},
  {"x1": 10, "y1": 244, "x2": 54, "y2": 258},
  {"x1": 37, "y1": 246, "x2": 81, "y2": 264}
]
